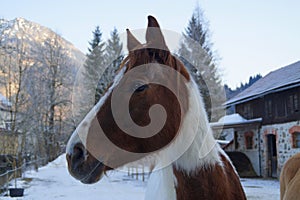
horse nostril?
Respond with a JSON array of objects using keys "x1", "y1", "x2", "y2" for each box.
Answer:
[{"x1": 71, "y1": 143, "x2": 87, "y2": 169}]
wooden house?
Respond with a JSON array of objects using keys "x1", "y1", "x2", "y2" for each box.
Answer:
[{"x1": 214, "y1": 60, "x2": 300, "y2": 178}]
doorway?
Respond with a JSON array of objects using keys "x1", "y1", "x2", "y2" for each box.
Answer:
[{"x1": 267, "y1": 134, "x2": 277, "y2": 177}]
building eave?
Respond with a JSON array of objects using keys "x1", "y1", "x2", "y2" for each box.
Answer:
[
  {"x1": 210, "y1": 118, "x2": 262, "y2": 130},
  {"x1": 224, "y1": 82, "x2": 300, "y2": 107}
]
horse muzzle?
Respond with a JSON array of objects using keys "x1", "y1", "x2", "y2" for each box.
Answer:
[{"x1": 66, "y1": 142, "x2": 105, "y2": 184}]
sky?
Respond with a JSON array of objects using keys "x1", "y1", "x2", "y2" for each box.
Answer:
[{"x1": 1, "y1": 0, "x2": 299, "y2": 88}]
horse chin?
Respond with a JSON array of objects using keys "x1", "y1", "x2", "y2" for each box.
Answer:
[
  {"x1": 80, "y1": 165, "x2": 105, "y2": 184},
  {"x1": 79, "y1": 162, "x2": 105, "y2": 184}
]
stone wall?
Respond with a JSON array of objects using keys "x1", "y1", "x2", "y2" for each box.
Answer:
[
  {"x1": 234, "y1": 127, "x2": 261, "y2": 176},
  {"x1": 214, "y1": 125, "x2": 261, "y2": 176},
  {"x1": 261, "y1": 122, "x2": 300, "y2": 178},
  {"x1": 213, "y1": 120, "x2": 300, "y2": 178}
]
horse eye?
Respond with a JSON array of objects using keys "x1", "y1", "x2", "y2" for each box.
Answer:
[{"x1": 134, "y1": 84, "x2": 149, "y2": 92}]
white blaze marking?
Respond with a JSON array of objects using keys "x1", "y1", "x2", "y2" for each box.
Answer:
[{"x1": 66, "y1": 67, "x2": 126, "y2": 155}]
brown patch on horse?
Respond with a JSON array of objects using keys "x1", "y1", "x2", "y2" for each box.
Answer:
[
  {"x1": 173, "y1": 154, "x2": 246, "y2": 200},
  {"x1": 280, "y1": 153, "x2": 300, "y2": 200}
]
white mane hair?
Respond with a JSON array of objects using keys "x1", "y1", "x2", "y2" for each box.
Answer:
[{"x1": 134, "y1": 77, "x2": 223, "y2": 200}]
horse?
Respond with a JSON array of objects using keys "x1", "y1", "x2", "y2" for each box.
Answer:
[
  {"x1": 66, "y1": 16, "x2": 246, "y2": 200},
  {"x1": 280, "y1": 153, "x2": 300, "y2": 200}
]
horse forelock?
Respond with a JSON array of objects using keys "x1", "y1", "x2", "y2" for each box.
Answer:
[{"x1": 120, "y1": 47, "x2": 190, "y2": 81}]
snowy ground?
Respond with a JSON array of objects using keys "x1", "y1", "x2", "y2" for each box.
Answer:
[
  {"x1": 1, "y1": 154, "x2": 280, "y2": 200},
  {"x1": 241, "y1": 178, "x2": 280, "y2": 200}
]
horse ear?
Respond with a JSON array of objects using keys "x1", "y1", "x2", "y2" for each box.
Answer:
[
  {"x1": 127, "y1": 29, "x2": 141, "y2": 52},
  {"x1": 146, "y1": 15, "x2": 168, "y2": 51}
]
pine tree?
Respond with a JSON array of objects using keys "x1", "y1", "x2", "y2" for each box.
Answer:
[
  {"x1": 88, "y1": 26, "x2": 103, "y2": 53},
  {"x1": 82, "y1": 26, "x2": 106, "y2": 104},
  {"x1": 95, "y1": 28, "x2": 124, "y2": 102},
  {"x1": 178, "y1": 6, "x2": 225, "y2": 122}
]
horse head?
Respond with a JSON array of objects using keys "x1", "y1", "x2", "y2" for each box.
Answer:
[{"x1": 66, "y1": 16, "x2": 190, "y2": 184}]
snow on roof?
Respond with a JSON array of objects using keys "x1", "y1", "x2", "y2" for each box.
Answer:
[
  {"x1": 216, "y1": 140, "x2": 230, "y2": 145},
  {"x1": 210, "y1": 113, "x2": 262, "y2": 128},
  {"x1": 225, "y1": 60, "x2": 300, "y2": 106},
  {"x1": 218, "y1": 113, "x2": 247, "y2": 124}
]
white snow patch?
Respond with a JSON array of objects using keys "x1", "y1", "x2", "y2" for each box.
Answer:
[
  {"x1": 241, "y1": 178, "x2": 280, "y2": 200},
  {"x1": 210, "y1": 113, "x2": 262, "y2": 127},
  {"x1": 218, "y1": 113, "x2": 248, "y2": 124},
  {"x1": 1, "y1": 154, "x2": 146, "y2": 200}
]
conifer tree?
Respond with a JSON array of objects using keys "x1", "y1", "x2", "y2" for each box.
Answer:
[
  {"x1": 96, "y1": 28, "x2": 124, "y2": 102},
  {"x1": 88, "y1": 26, "x2": 102, "y2": 53},
  {"x1": 178, "y1": 6, "x2": 225, "y2": 121},
  {"x1": 82, "y1": 26, "x2": 106, "y2": 107}
]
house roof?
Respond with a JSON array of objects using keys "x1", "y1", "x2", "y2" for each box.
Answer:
[
  {"x1": 225, "y1": 60, "x2": 300, "y2": 106},
  {"x1": 210, "y1": 114, "x2": 262, "y2": 129}
]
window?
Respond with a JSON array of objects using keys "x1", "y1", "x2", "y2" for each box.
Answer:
[
  {"x1": 245, "y1": 136, "x2": 253, "y2": 149},
  {"x1": 287, "y1": 95, "x2": 293, "y2": 115},
  {"x1": 292, "y1": 132, "x2": 300, "y2": 148},
  {"x1": 265, "y1": 99, "x2": 272, "y2": 118},
  {"x1": 276, "y1": 99, "x2": 286, "y2": 117},
  {"x1": 245, "y1": 132, "x2": 254, "y2": 149},
  {"x1": 295, "y1": 94, "x2": 299, "y2": 111},
  {"x1": 287, "y1": 93, "x2": 299, "y2": 115},
  {"x1": 243, "y1": 103, "x2": 253, "y2": 119}
]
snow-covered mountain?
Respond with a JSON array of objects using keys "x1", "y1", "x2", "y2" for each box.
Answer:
[{"x1": 0, "y1": 17, "x2": 85, "y2": 68}]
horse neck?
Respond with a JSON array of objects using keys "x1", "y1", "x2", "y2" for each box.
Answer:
[
  {"x1": 145, "y1": 80, "x2": 232, "y2": 200},
  {"x1": 172, "y1": 79, "x2": 222, "y2": 173}
]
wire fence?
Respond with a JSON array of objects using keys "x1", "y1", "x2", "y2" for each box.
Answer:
[
  {"x1": 0, "y1": 156, "x2": 151, "y2": 197},
  {"x1": 0, "y1": 157, "x2": 47, "y2": 196}
]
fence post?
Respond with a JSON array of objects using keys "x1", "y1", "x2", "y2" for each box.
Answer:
[
  {"x1": 142, "y1": 166, "x2": 145, "y2": 182},
  {"x1": 131, "y1": 168, "x2": 134, "y2": 178},
  {"x1": 6, "y1": 172, "x2": 9, "y2": 195}
]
